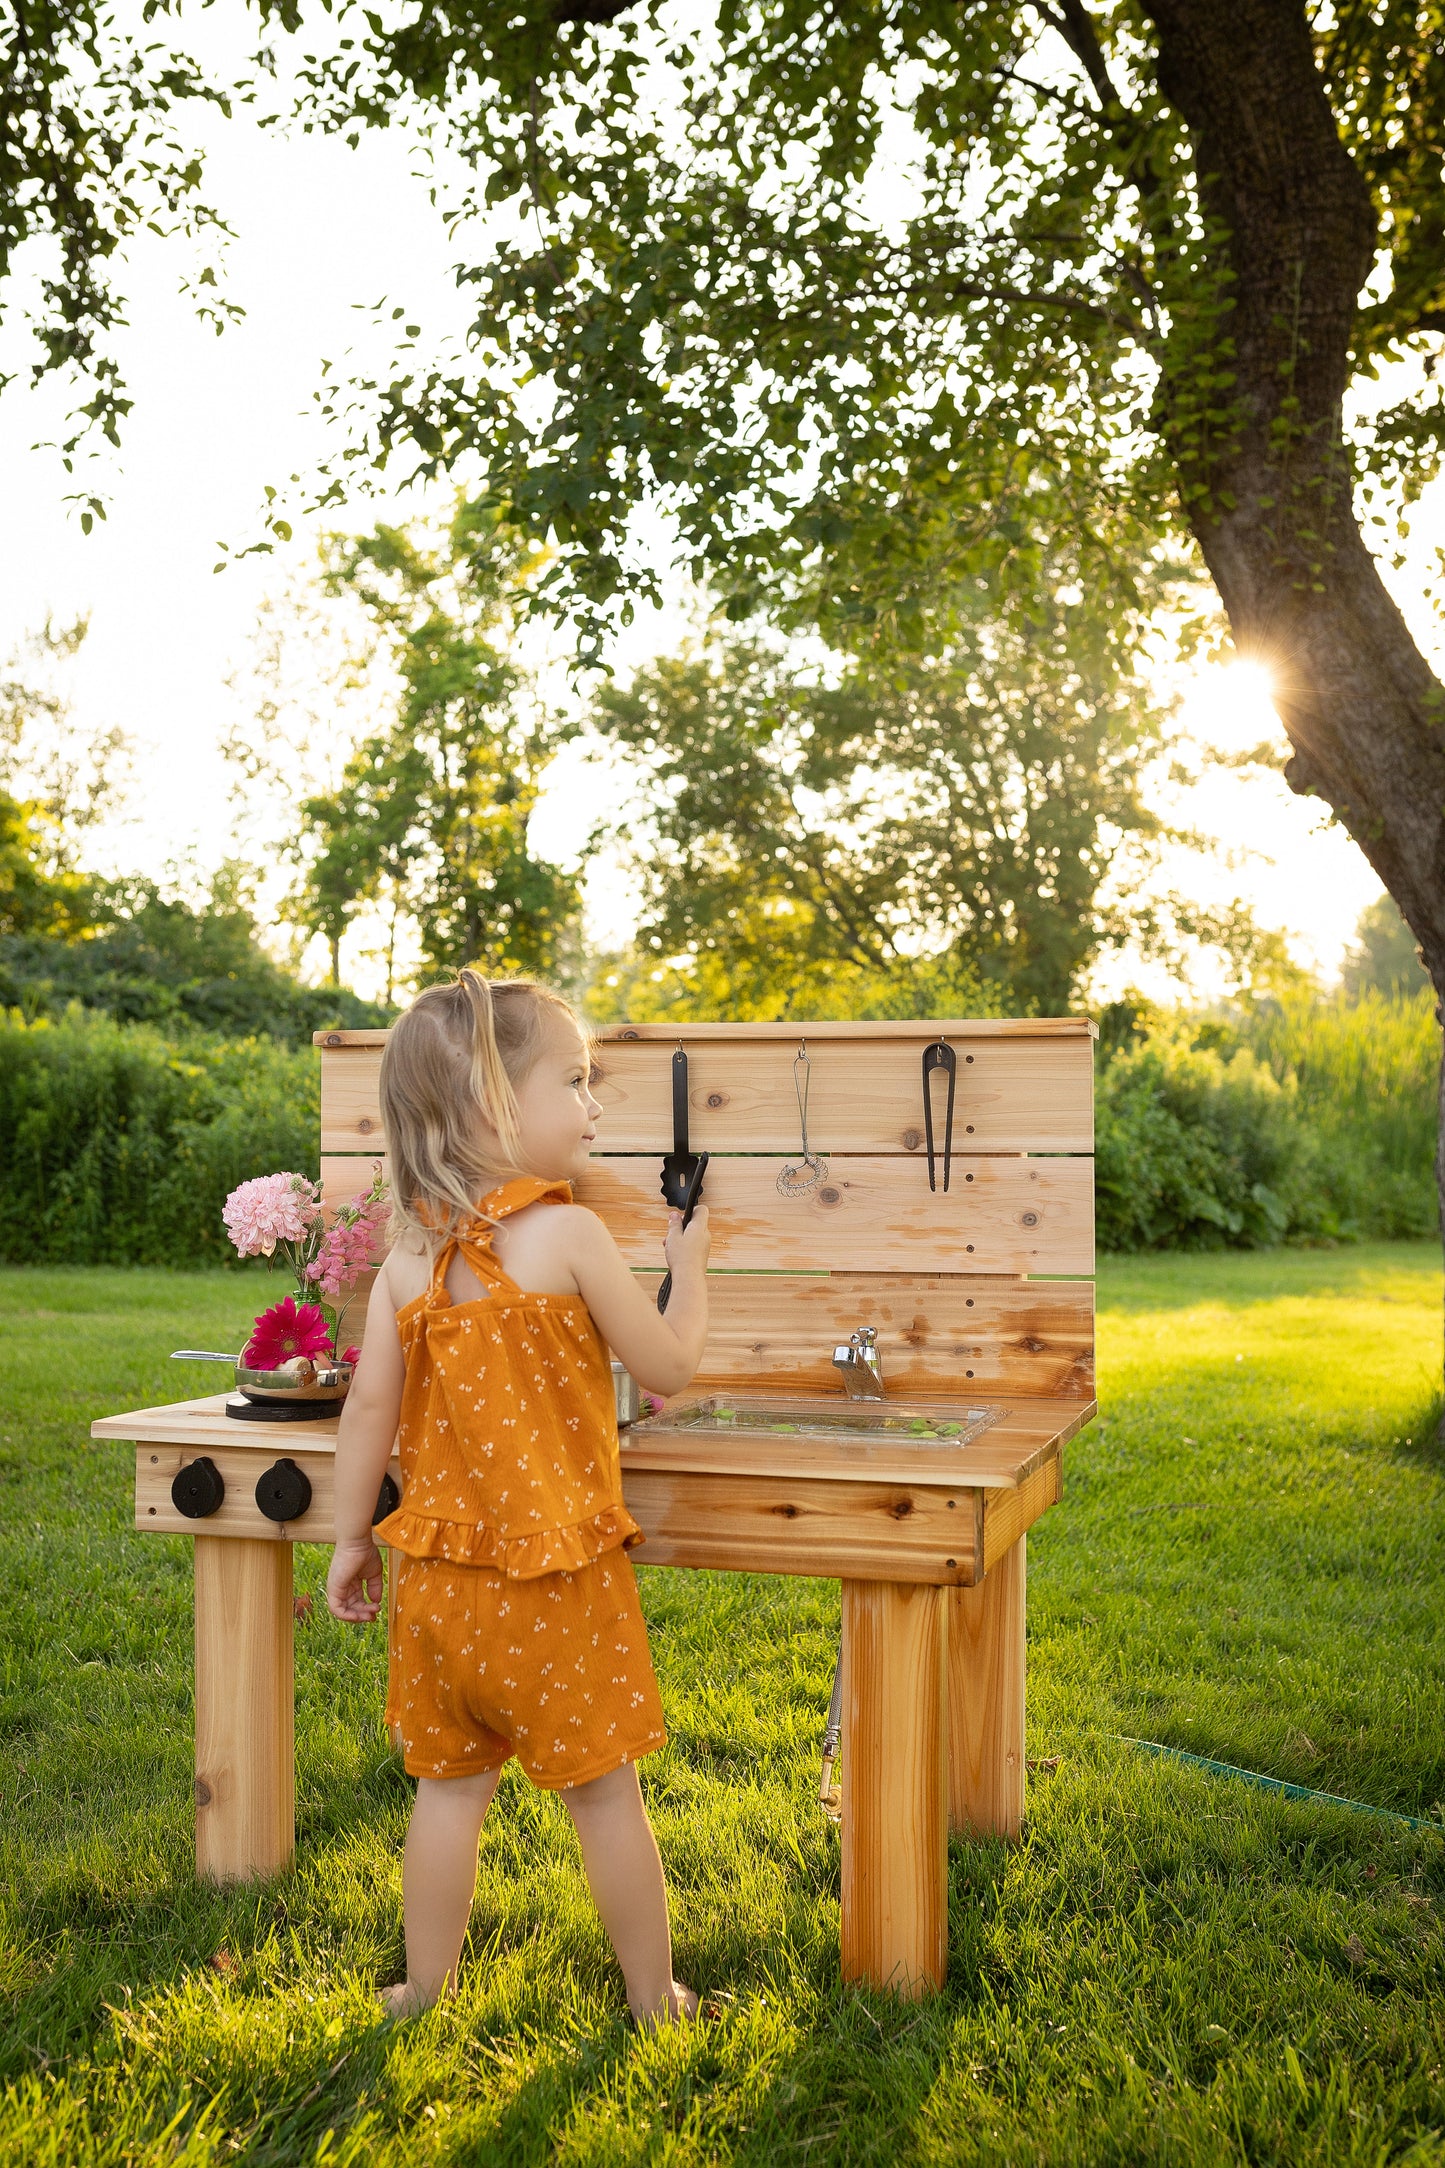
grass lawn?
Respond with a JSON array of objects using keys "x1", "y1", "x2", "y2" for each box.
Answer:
[{"x1": 1, "y1": 1244, "x2": 1444, "y2": 2165}]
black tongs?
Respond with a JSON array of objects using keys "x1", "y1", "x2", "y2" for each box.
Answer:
[
  {"x1": 660, "y1": 1046, "x2": 702, "y2": 1209},
  {"x1": 922, "y1": 1039, "x2": 957, "y2": 1192}
]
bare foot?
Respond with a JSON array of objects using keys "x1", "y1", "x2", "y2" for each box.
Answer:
[
  {"x1": 376, "y1": 1979, "x2": 438, "y2": 2021},
  {"x1": 630, "y1": 1979, "x2": 698, "y2": 2030}
]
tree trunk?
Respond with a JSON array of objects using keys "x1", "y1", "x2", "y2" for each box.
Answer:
[{"x1": 1144, "y1": 0, "x2": 1445, "y2": 1281}]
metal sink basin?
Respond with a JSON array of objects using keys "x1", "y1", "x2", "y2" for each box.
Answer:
[{"x1": 629, "y1": 1394, "x2": 1009, "y2": 1448}]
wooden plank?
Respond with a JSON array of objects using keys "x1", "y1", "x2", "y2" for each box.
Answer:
[
  {"x1": 112, "y1": 1391, "x2": 1093, "y2": 1494},
  {"x1": 841, "y1": 1580, "x2": 949, "y2": 1995},
  {"x1": 320, "y1": 1031, "x2": 1094, "y2": 1156},
  {"x1": 136, "y1": 1442, "x2": 399, "y2": 1540},
  {"x1": 295, "y1": 1267, "x2": 1095, "y2": 1412},
  {"x1": 320, "y1": 1153, "x2": 1095, "y2": 1277},
  {"x1": 315, "y1": 1018, "x2": 1098, "y2": 1049},
  {"x1": 623, "y1": 1469, "x2": 984, "y2": 1584},
  {"x1": 686, "y1": 1273, "x2": 1094, "y2": 1402},
  {"x1": 98, "y1": 1396, "x2": 343, "y2": 1448},
  {"x1": 140, "y1": 1442, "x2": 986, "y2": 1582},
  {"x1": 947, "y1": 1534, "x2": 1026, "y2": 1840},
  {"x1": 194, "y1": 1536, "x2": 294, "y2": 1880},
  {"x1": 983, "y1": 1453, "x2": 1061, "y2": 1571}
]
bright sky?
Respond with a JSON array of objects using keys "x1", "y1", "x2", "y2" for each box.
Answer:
[{"x1": 1, "y1": 41, "x2": 1440, "y2": 1006}]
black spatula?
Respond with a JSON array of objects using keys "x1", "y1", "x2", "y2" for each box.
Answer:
[{"x1": 659, "y1": 1046, "x2": 701, "y2": 1209}]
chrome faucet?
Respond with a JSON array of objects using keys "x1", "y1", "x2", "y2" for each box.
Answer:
[{"x1": 832, "y1": 1326, "x2": 885, "y2": 1400}]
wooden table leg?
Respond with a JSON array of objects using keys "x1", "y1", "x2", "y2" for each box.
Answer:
[
  {"x1": 947, "y1": 1532, "x2": 1026, "y2": 1840},
  {"x1": 194, "y1": 1536, "x2": 294, "y2": 1881},
  {"x1": 840, "y1": 1579, "x2": 948, "y2": 1998}
]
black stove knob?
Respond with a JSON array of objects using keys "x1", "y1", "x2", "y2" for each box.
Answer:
[
  {"x1": 254, "y1": 1456, "x2": 313, "y2": 1523},
  {"x1": 171, "y1": 1456, "x2": 225, "y2": 1519},
  {"x1": 373, "y1": 1473, "x2": 400, "y2": 1524}
]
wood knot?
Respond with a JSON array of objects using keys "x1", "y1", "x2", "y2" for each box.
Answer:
[
  {"x1": 194, "y1": 1778, "x2": 213, "y2": 1807},
  {"x1": 706, "y1": 1091, "x2": 727, "y2": 1109},
  {"x1": 324, "y1": 1032, "x2": 343, "y2": 1047},
  {"x1": 774, "y1": 1502, "x2": 800, "y2": 1519},
  {"x1": 901, "y1": 1127, "x2": 923, "y2": 1151},
  {"x1": 620, "y1": 1029, "x2": 640, "y2": 1040},
  {"x1": 1021, "y1": 1210, "x2": 1040, "y2": 1228},
  {"x1": 818, "y1": 1186, "x2": 841, "y2": 1206},
  {"x1": 1022, "y1": 1336, "x2": 1046, "y2": 1353},
  {"x1": 891, "y1": 1498, "x2": 914, "y2": 1519},
  {"x1": 358, "y1": 1117, "x2": 374, "y2": 1134}
]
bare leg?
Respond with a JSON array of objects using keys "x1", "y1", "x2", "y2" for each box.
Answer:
[
  {"x1": 381, "y1": 1765, "x2": 502, "y2": 2017},
  {"x1": 561, "y1": 1762, "x2": 695, "y2": 2026}
]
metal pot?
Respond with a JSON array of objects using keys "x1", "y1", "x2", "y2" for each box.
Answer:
[
  {"x1": 612, "y1": 1359, "x2": 641, "y2": 1428},
  {"x1": 172, "y1": 1350, "x2": 355, "y2": 1407}
]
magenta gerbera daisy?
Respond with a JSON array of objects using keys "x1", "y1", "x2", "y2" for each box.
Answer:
[{"x1": 242, "y1": 1297, "x2": 334, "y2": 1371}]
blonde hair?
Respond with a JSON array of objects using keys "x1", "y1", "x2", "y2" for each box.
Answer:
[{"x1": 380, "y1": 971, "x2": 582, "y2": 1249}]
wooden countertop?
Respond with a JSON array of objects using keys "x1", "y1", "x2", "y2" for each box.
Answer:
[{"x1": 94, "y1": 1392, "x2": 1092, "y2": 1492}]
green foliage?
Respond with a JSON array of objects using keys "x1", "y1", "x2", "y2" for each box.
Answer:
[
  {"x1": 585, "y1": 943, "x2": 1003, "y2": 1027},
  {"x1": 0, "y1": 1009, "x2": 323, "y2": 1267},
  {"x1": 590, "y1": 618, "x2": 1170, "y2": 1018},
  {"x1": 0, "y1": 788, "x2": 98, "y2": 939},
  {"x1": 0, "y1": 871, "x2": 388, "y2": 1046},
  {"x1": 289, "y1": 4, "x2": 1445, "y2": 651},
  {"x1": 242, "y1": 507, "x2": 582, "y2": 989},
  {"x1": 0, "y1": 15, "x2": 235, "y2": 500},
  {"x1": 2, "y1": 1249, "x2": 1444, "y2": 2160},
  {"x1": 1340, "y1": 893, "x2": 1431, "y2": 1000},
  {"x1": 1097, "y1": 993, "x2": 1439, "y2": 1251}
]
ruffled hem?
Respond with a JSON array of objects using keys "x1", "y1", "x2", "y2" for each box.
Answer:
[{"x1": 373, "y1": 1501, "x2": 644, "y2": 1580}]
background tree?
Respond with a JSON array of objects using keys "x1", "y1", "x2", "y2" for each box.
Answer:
[
  {"x1": 591, "y1": 593, "x2": 1180, "y2": 1018},
  {"x1": 1341, "y1": 893, "x2": 1431, "y2": 1000},
  {"x1": 0, "y1": 617, "x2": 125, "y2": 936},
  {"x1": 230, "y1": 506, "x2": 583, "y2": 991},
  {"x1": 0, "y1": 0, "x2": 239, "y2": 514},
  {"x1": 289, "y1": 0, "x2": 1445, "y2": 1172}
]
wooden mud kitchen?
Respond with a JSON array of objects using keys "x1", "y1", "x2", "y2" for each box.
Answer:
[{"x1": 94, "y1": 1016, "x2": 1097, "y2": 1997}]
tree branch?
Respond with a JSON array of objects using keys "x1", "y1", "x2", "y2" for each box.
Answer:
[{"x1": 551, "y1": 0, "x2": 636, "y2": 22}]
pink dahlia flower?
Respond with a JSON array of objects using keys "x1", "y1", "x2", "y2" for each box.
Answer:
[
  {"x1": 222, "y1": 1173, "x2": 322, "y2": 1259},
  {"x1": 243, "y1": 1297, "x2": 334, "y2": 1371}
]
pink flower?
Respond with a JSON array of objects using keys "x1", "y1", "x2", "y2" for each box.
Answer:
[
  {"x1": 223, "y1": 1173, "x2": 322, "y2": 1259},
  {"x1": 341, "y1": 1346, "x2": 360, "y2": 1365},
  {"x1": 303, "y1": 1171, "x2": 389, "y2": 1298},
  {"x1": 242, "y1": 1298, "x2": 334, "y2": 1371},
  {"x1": 305, "y1": 1216, "x2": 380, "y2": 1299}
]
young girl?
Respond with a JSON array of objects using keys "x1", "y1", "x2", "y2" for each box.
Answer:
[{"x1": 325, "y1": 972, "x2": 711, "y2": 2026}]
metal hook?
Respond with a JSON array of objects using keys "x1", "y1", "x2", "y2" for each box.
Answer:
[{"x1": 922, "y1": 1039, "x2": 957, "y2": 1193}]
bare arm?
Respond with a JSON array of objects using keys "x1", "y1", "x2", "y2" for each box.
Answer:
[
  {"x1": 570, "y1": 1205, "x2": 711, "y2": 1397},
  {"x1": 325, "y1": 1257, "x2": 406, "y2": 1624}
]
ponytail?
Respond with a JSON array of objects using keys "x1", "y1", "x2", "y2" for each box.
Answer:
[{"x1": 459, "y1": 969, "x2": 523, "y2": 1169}]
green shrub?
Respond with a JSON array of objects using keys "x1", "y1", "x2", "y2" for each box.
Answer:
[
  {"x1": 0, "y1": 1008, "x2": 320, "y2": 1266},
  {"x1": 1097, "y1": 993, "x2": 1439, "y2": 1250}
]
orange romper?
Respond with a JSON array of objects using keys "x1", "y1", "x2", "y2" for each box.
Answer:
[{"x1": 374, "y1": 1176, "x2": 666, "y2": 1787}]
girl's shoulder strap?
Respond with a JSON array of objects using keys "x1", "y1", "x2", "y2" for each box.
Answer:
[{"x1": 426, "y1": 1176, "x2": 576, "y2": 1303}]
